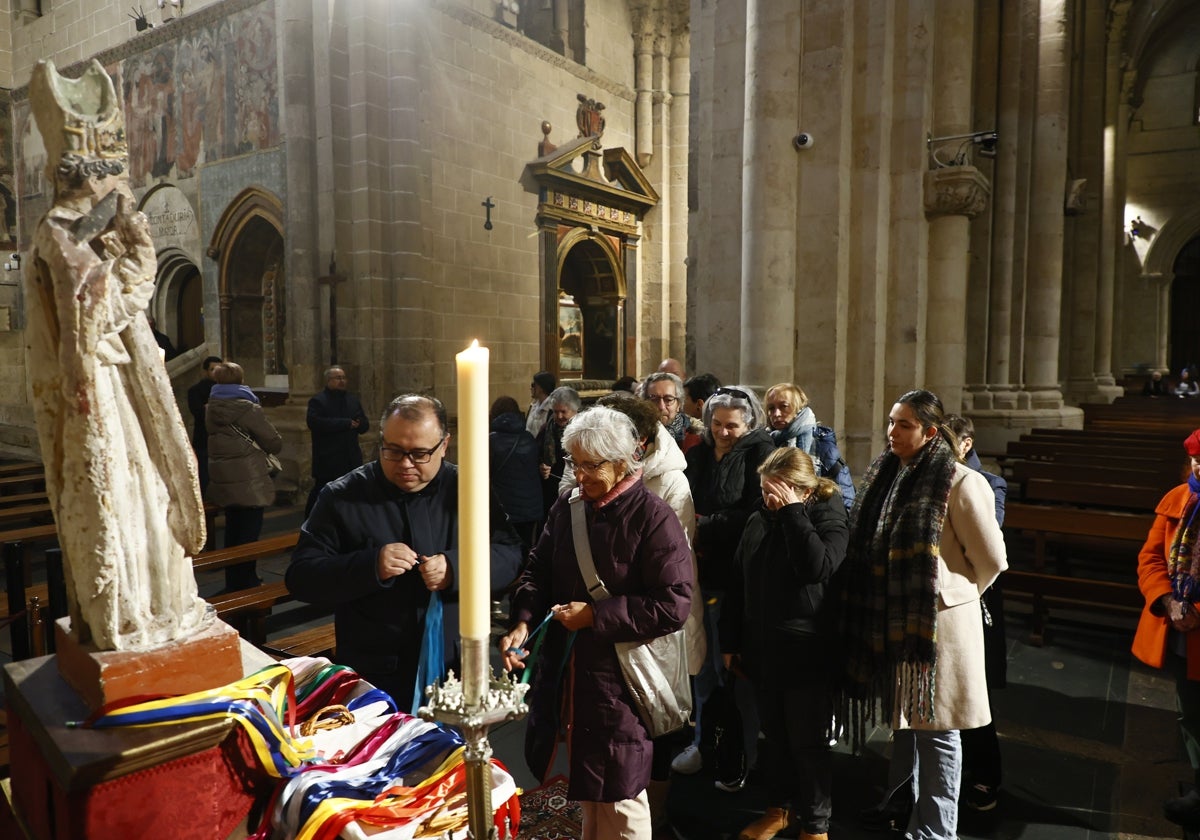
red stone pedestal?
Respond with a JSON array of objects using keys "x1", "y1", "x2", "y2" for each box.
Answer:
[
  {"x1": 4, "y1": 632, "x2": 275, "y2": 839},
  {"x1": 54, "y1": 614, "x2": 244, "y2": 712}
]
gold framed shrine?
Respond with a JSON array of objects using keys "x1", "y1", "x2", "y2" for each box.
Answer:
[{"x1": 523, "y1": 114, "x2": 658, "y2": 382}]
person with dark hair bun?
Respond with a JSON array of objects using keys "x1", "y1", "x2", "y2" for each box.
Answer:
[{"x1": 841, "y1": 389, "x2": 1007, "y2": 840}]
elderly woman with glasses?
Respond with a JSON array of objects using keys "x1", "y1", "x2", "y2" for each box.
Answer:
[
  {"x1": 671, "y1": 385, "x2": 776, "y2": 787},
  {"x1": 501, "y1": 406, "x2": 693, "y2": 839}
]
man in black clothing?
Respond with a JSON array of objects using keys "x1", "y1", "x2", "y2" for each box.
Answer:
[
  {"x1": 286, "y1": 394, "x2": 523, "y2": 710},
  {"x1": 305, "y1": 366, "x2": 370, "y2": 515},
  {"x1": 186, "y1": 354, "x2": 222, "y2": 492}
]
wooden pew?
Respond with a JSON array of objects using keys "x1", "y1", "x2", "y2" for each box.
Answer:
[
  {"x1": 195, "y1": 532, "x2": 302, "y2": 644},
  {"x1": 1010, "y1": 460, "x2": 1181, "y2": 489},
  {"x1": 0, "y1": 462, "x2": 42, "y2": 477},
  {"x1": 209, "y1": 582, "x2": 296, "y2": 644},
  {"x1": 0, "y1": 474, "x2": 45, "y2": 495},
  {"x1": 260, "y1": 623, "x2": 337, "y2": 660},
  {"x1": 1003, "y1": 502, "x2": 1152, "y2": 644}
]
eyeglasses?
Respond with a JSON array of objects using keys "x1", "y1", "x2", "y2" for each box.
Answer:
[
  {"x1": 380, "y1": 435, "x2": 447, "y2": 464},
  {"x1": 648, "y1": 395, "x2": 678, "y2": 405},
  {"x1": 564, "y1": 456, "x2": 611, "y2": 474},
  {"x1": 715, "y1": 387, "x2": 751, "y2": 401}
]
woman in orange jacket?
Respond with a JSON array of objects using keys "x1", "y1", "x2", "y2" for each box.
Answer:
[{"x1": 1133, "y1": 428, "x2": 1200, "y2": 830}]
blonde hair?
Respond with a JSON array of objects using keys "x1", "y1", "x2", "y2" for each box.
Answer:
[
  {"x1": 758, "y1": 446, "x2": 838, "y2": 502},
  {"x1": 212, "y1": 362, "x2": 245, "y2": 385},
  {"x1": 765, "y1": 382, "x2": 809, "y2": 416}
]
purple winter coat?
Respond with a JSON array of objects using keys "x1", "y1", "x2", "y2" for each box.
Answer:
[{"x1": 512, "y1": 477, "x2": 692, "y2": 803}]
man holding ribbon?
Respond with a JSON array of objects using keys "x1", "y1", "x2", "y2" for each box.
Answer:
[{"x1": 287, "y1": 394, "x2": 523, "y2": 709}]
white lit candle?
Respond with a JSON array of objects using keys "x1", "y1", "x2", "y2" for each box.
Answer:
[{"x1": 456, "y1": 340, "x2": 490, "y2": 640}]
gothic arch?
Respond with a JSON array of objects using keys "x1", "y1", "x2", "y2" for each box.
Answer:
[
  {"x1": 1142, "y1": 203, "x2": 1200, "y2": 284},
  {"x1": 207, "y1": 186, "x2": 286, "y2": 383},
  {"x1": 556, "y1": 229, "x2": 626, "y2": 380},
  {"x1": 153, "y1": 246, "x2": 205, "y2": 355}
]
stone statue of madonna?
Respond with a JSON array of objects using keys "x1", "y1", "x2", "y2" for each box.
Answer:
[{"x1": 24, "y1": 59, "x2": 209, "y2": 650}]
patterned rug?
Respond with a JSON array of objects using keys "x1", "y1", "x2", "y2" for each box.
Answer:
[{"x1": 517, "y1": 775, "x2": 582, "y2": 839}]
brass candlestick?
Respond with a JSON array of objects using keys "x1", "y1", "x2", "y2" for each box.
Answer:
[{"x1": 418, "y1": 636, "x2": 529, "y2": 839}]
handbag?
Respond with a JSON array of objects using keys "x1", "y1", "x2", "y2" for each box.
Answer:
[
  {"x1": 569, "y1": 489, "x2": 691, "y2": 738},
  {"x1": 231, "y1": 423, "x2": 282, "y2": 477}
]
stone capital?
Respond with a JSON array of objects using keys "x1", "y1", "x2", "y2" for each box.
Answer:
[{"x1": 923, "y1": 166, "x2": 991, "y2": 219}]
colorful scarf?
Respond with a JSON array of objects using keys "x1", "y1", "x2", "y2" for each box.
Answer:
[
  {"x1": 665, "y1": 411, "x2": 689, "y2": 445},
  {"x1": 840, "y1": 433, "x2": 956, "y2": 746},
  {"x1": 1168, "y1": 474, "x2": 1200, "y2": 602}
]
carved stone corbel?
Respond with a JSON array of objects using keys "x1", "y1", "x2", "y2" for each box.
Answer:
[{"x1": 923, "y1": 166, "x2": 991, "y2": 219}]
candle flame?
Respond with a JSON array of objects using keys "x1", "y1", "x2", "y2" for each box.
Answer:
[{"x1": 469, "y1": 339, "x2": 479, "y2": 349}]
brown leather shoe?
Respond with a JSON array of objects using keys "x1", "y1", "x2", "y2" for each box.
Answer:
[{"x1": 737, "y1": 807, "x2": 791, "y2": 840}]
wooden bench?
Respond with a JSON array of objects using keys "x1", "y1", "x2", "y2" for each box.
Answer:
[
  {"x1": 1017, "y1": 478, "x2": 1167, "y2": 512},
  {"x1": 0, "y1": 462, "x2": 42, "y2": 477},
  {"x1": 1003, "y1": 502, "x2": 1152, "y2": 644},
  {"x1": 0, "y1": 503, "x2": 53, "y2": 528},
  {"x1": 1010, "y1": 460, "x2": 1182, "y2": 489},
  {"x1": 260, "y1": 623, "x2": 337, "y2": 660},
  {"x1": 0, "y1": 474, "x2": 45, "y2": 495},
  {"x1": 208, "y1": 581, "x2": 296, "y2": 644},
  {"x1": 192, "y1": 532, "x2": 300, "y2": 575}
]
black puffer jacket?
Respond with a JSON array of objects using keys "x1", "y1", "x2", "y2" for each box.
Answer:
[
  {"x1": 685, "y1": 426, "x2": 775, "y2": 590},
  {"x1": 489, "y1": 412, "x2": 542, "y2": 525},
  {"x1": 206, "y1": 390, "x2": 282, "y2": 508},
  {"x1": 720, "y1": 493, "x2": 848, "y2": 685}
]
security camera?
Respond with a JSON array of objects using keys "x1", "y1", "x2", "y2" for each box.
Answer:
[{"x1": 793, "y1": 133, "x2": 814, "y2": 151}]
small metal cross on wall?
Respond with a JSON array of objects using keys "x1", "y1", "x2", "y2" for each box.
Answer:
[{"x1": 482, "y1": 196, "x2": 494, "y2": 231}]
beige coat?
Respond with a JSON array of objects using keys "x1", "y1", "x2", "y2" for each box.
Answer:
[{"x1": 895, "y1": 463, "x2": 1008, "y2": 731}]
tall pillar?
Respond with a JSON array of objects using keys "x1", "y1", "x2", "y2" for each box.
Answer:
[
  {"x1": 667, "y1": 25, "x2": 690, "y2": 360},
  {"x1": 739, "y1": 0, "x2": 800, "y2": 389},
  {"x1": 1021, "y1": 0, "x2": 1068, "y2": 408},
  {"x1": 1094, "y1": 2, "x2": 1133, "y2": 387},
  {"x1": 1063, "y1": 0, "x2": 1105, "y2": 402},
  {"x1": 691, "y1": 0, "x2": 744, "y2": 381},
  {"x1": 983, "y1": 1, "x2": 1028, "y2": 406},
  {"x1": 924, "y1": 0, "x2": 980, "y2": 413}
]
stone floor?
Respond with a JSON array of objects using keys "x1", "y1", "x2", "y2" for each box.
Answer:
[{"x1": 3, "y1": 502, "x2": 1195, "y2": 840}]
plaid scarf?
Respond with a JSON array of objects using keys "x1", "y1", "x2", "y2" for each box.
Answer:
[
  {"x1": 1168, "y1": 474, "x2": 1200, "y2": 602},
  {"x1": 839, "y1": 433, "x2": 956, "y2": 747}
]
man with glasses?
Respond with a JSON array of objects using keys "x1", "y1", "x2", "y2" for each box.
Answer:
[
  {"x1": 305, "y1": 366, "x2": 370, "y2": 516},
  {"x1": 645, "y1": 371, "x2": 703, "y2": 453},
  {"x1": 287, "y1": 394, "x2": 523, "y2": 709}
]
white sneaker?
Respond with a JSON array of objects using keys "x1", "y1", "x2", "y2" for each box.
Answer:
[{"x1": 670, "y1": 744, "x2": 703, "y2": 775}]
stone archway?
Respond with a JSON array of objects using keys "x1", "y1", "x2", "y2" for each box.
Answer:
[
  {"x1": 1170, "y1": 236, "x2": 1200, "y2": 370},
  {"x1": 154, "y1": 247, "x2": 204, "y2": 354},
  {"x1": 207, "y1": 187, "x2": 285, "y2": 384},
  {"x1": 557, "y1": 230, "x2": 625, "y2": 381}
]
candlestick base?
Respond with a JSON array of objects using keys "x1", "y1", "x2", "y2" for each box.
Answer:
[{"x1": 418, "y1": 639, "x2": 529, "y2": 839}]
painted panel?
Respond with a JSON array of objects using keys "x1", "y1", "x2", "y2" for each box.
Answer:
[{"x1": 121, "y1": 2, "x2": 279, "y2": 188}]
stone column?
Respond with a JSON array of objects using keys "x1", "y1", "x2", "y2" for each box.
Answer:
[
  {"x1": 1022, "y1": 0, "x2": 1068, "y2": 408},
  {"x1": 690, "y1": 0, "x2": 745, "y2": 381},
  {"x1": 667, "y1": 25, "x2": 689, "y2": 360},
  {"x1": 1063, "y1": 0, "x2": 1103, "y2": 401},
  {"x1": 923, "y1": 0, "x2": 978, "y2": 414},
  {"x1": 984, "y1": 0, "x2": 1041, "y2": 408},
  {"x1": 634, "y1": 27, "x2": 654, "y2": 169},
  {"x1": 1093, "y1": 3, "x2": 1133, "y2": 389},
  {"x1": 739, "y1": 0, "x2": 800, "y2": 389}
]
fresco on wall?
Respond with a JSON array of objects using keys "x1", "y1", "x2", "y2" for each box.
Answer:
[{"x1": 121, "y1": 1, "x2": 278, "y2": 186}]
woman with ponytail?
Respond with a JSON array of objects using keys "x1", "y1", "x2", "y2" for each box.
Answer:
[
  {"x1": 840, "y1": 390, "x2": 1006, "y2": 840},
  {"x1": 1133, "y1": 429, "x2": 1200, "y2": 831}
]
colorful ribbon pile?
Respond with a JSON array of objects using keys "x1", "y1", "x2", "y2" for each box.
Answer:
[{"x1": 74, "y1": 656, "x2": 522, "y2": 839}]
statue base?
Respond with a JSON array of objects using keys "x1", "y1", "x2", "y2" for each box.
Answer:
[
  {"x1": 54, "y1": 614, "x2": 244, "y2": 713},
  {"x1": 4, "y1": 641, "x2": 276, "y2": 839}
]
